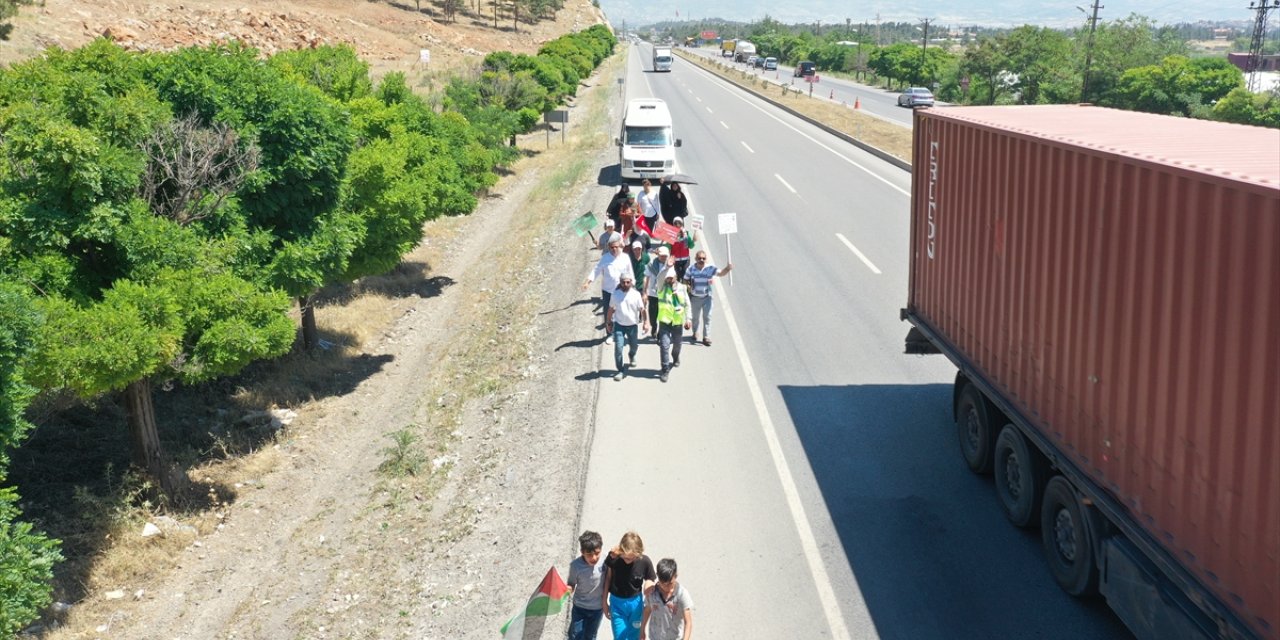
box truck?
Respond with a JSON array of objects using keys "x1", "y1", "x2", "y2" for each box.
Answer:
[
  {"x1": 615, "y1": 99, "x2": 681, "y2": 181},
  {"x1": 720, "y1": 39, "x2": 735, "y2": 58},
  {"x1": 902, "y1": 105, "x2": 1279, "y2": 640},
  {"x1": 652, "y1": 46, "x2": 672, "y2": 72}
]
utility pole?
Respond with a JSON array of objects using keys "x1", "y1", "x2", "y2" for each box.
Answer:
[
  {"x1": 875, "y1": 14, "x2": 882, "y2": 46},
  {"x1": 1078, "y1": 0, "x2": 1103, "y2": 102},
  {"x1": 918, "y1": 18, "x2": 931, "y2": 86},
  {"x1": 1247, "y1": 0, "x2": 1280, "y2": 92}
]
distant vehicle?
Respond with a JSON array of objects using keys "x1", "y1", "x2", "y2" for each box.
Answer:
[
  {"x1": 616, "y1": 99, "x2": 681, "y2": 181},
  {"x1": 734, "y1": 41, "x2": 756, "y2": 63},
  {"x1": 720, "y1": 40, "x2": 735, "y2": 57},
  {"x1": 746, "y1": 55, "x2": 758, "y2": 66},
  {"x1": 897, "y1": 87, "x2": 935, "y2": 107},
  {"x1": 763, "y1": 56, "x2": 778, "y2": 70},
  {"x1": 652, "y1": 46, "x2": 673, "y2": 72},
  {"x1": 793, "y1": 60, "x2": 817, "y2": 77},
  {"x1": 752, "y1": 56, "x2": 765, "y2": 68}
]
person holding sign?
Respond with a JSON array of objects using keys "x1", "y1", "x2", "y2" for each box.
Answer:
[
  {"x1": 655, "y1": 267, "x2": 691, "y2": 383},
  {"x1": 668, "y1": 218, "x2": 696, "y2": 281},
  {"x1": 683, "y1": 251, "x2": 732, "y2": 347}
]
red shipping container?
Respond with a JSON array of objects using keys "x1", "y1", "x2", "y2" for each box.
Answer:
[{"x1": 906, "y1": 105, "x2": 1279, "y2": 639}]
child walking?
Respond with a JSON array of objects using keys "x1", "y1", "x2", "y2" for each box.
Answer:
[
  {"x1": 567, "y1": 531, "x2": 606, "y2": 640},
  {"x1": 641, "y1": 558, "x2": 693, "y2": 640},
  {"x1": 602, "y1": 531, "x2": 656, "y2": 640}
]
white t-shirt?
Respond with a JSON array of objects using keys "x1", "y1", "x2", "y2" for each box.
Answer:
[
  {"x1": 645, "y1": 584, "x2": 694, "y2": 640},
  {"x1": 637, "y1": 189, "x2": 661, "y2": 221},
  {"x1": 609, "y1": 287, "x2": 646, "y2": 326},
  {"x1": 587, "y1": 251, "x2": 631, "y2": 294}
]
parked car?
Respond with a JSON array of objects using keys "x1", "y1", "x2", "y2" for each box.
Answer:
[
  {"x1": 763, "y1": 57, "x2": 778, "y2": 70},
  {"x1": 898, "y1": 87, "x2": 935, "y2": 107},
  {"x1": 793, "y1": 61, "x2": 817, "y2": 77},
  {"x1": 746, "y1": 55, "x2": 758, "y2": 66}
]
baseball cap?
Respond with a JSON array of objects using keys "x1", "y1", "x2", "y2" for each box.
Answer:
[
  {"x1": 631, "y1": 241, "x2": 643, "y2": 248},
  {"x1": 604, "y1": 219, "x2": 615, "y2": 228}
]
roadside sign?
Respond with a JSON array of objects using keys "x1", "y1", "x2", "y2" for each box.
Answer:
[
  {"x1": 718, "y1": 213, "x2": 738, "y2": 235},
  {"x1": 687, "y1": 213, "x2": 705, "y2": 231},
  {"x1": 544, "y1": 110, "x2": 569, "y2": 123},
  {"x1": 419, "y1": 49, "x2": 430, "y2": 64}
]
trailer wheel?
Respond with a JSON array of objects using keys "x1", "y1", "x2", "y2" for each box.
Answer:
[
  {"x1": 995, "y1": 425, "x2": 1046, "y2": 528},
  {"x1": 1041, "y1": 476, "x2": 1099, "y2": 597},
  {"x1": 956, "y1": 384, "x2": 996, "y2": 474}
]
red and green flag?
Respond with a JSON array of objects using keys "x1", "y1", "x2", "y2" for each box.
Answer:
[{"x1": 500, "y1": 566, "x2": 570, "y2": 639}]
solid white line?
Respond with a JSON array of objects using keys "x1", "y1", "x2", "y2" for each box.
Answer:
[
  {"x1": 741, "y1": 141, "x2": 755, "y2": 153},
  {"x1": 775, "y1": 173, "x2": 797, "y2": 194},
  {"x1": 835, "y1": 233, "x2": 883, "y2": 274},
  {"x1": 720, "y1": 120, "x2": 730, "y2": 129},
  {"x1": 682, "y1": 58, "x2": 909, "y2": 197},
  {"x1": 680, "y1": 181, "x2": 855, "y2": 640}
]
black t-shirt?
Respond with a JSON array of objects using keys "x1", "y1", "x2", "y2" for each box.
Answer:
[{"x1": 605, "y1": 553, "x2": 655, "y2": 598}]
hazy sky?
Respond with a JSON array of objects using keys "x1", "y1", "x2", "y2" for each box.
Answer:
[{"x1": 601, "y1": 0, "x2": 1253, "y2": 30}]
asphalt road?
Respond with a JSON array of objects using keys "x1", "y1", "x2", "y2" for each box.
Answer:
[
  {"x1": 678, "y1": 45, "x2": 917, "y2": 127},
  {"x1": 577, "y1": 44, "x2": 1130, "y2": 639}
]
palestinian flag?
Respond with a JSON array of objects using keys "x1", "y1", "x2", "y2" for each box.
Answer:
[{"x1": 500, "y1": 566, "x2": 570, "y2": 639}]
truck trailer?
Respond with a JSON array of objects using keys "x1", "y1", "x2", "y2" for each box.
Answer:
[
  {"x1": 720, "y1": 39, "x2": 735, "y2": 58},
  {"x1": 733, "y1": 41, "x2": 756, "y2": 63},
  {"x1": 902, "y1": 105, "x2": 1279, "y2": 640}
]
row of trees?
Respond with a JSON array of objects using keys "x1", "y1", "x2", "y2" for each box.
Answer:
[
  {"x1": 696, "y1": 15, "x2": 1279, "y2": 127},
  {"x1": 0, "y1": 24, "x2": 615, "y2": 635}
]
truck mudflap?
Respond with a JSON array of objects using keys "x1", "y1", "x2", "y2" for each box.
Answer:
[
  {"x1": 1103, "y1": 536, "x2": 1217, "y2": 640},
  {"x1": 903, "y1": 325, "x2": 940, "y2": 355}
]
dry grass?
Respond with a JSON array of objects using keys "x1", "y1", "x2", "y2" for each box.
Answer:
[{"x1": 676, "y1": 51, "x2": 914, "y2": 163}]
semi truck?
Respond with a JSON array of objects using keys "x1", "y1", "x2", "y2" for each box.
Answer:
[
  {"x1": 720, "y1": 39, "x2": 735, "y2": 58},
  {"x1": 733, "y1": 41, "x2": 756, "y2": 63},
  {"x1": 902, "y1": 105, "x2": 1279, "y2": 640},
  {"x1": 652, "y1": 46, "x2": 672, "y2": 72}
]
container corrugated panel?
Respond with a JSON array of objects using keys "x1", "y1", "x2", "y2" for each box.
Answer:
[{"x1": 907, "y1": 105, "x2": 1279, "y2": 639}]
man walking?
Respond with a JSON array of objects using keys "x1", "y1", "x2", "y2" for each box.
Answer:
[
  {"x1": 654, "y1": 268, "x2": 691, "y2": 383},
  {"x1": 583, "y1": 239, "x2": 632, "y2": 343},
  {"x1": 604, "y1": 273, "x2": 648, "y2": 381},
  {"x1": 683, "y1": 250, "x2": 732, "y2": 346},
  {"x1": 644, "y1": 246, "x2": 671, "y2": 338},
  {"x1": 636, "y1": 179, "x2": 661, "y2": 228}
]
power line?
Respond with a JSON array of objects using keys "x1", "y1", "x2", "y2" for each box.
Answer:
[{"x1": 1246, "y1": 0, "x2": 1280, "y2": 92}]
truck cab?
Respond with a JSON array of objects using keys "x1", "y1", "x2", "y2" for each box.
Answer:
[
  {"x1": 652, "y1": 47, "x2": 672, "y2": 72},
  {"x1": 616, "y1": 99, "x2": 681, "y2": 181}
]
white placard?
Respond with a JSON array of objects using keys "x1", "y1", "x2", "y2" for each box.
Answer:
[
  {"x1": 419, "y1": 49, "x2": 430, "y2": 63},
  {"x1": 687, "y1": 213, "x2": 705, "y2": 231},
  {"x1": 718, "y1": 212, "x2": 738, "y2": 235}
]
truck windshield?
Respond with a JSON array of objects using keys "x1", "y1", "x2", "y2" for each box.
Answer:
[
  {"x1": 655, "y1": 56, "x2": 672, "y2": 63},
  {"x1": 624, "y1": 126, "x2": 672, "y2": 146}
]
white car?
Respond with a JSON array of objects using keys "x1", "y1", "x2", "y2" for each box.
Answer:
[{"x1": 898, "y1": 87, "x2": 935, "y2": 107}]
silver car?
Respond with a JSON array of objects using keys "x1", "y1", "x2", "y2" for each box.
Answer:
[{"x1": 898, "y1": 87, "x2": 935, "y2": 107}]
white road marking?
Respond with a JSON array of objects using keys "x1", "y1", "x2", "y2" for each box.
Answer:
[
  {"x1": 682, "y1": 59, "x2": 910, "y2": 197},
  {"x1": 706, "y1": 106, "x2": 714, "y2": 114},
  {"x1": 678, "y1": 178, "x2": 856, "y2": 640},
  {"x1": 696, "y1": 96, "x2": 702, "y2": 102},
  {"x1": 720, "y1": 120, "x2": 730, "y2": 129},
  {"x1": 741, "y1": 141, "x2": 755, "y2": 153},
  {"x1": 836, "y1": 233, "x2": 883, "y2": 274},
  {"x1": 775, "y1": 173, "x2": 797, "y2": 194}
]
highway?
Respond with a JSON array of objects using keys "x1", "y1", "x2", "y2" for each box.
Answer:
[
  {"x1": 679, "y1": 45, "x2": 917, "y2": 127},
  {"x1": 576, "y1": 43, "x2": 1130, "y2": 638}
]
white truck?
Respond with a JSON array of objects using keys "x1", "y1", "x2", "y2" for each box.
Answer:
[
  {"x1": 652, "y1": 46, "x2": 672, "y2": 72},
  {"x1": 616, "y1": 99, "x2": 681, "y2": 181},
  {"x1": 734, "y1": 41, "x2": 756, "y2": 63}
]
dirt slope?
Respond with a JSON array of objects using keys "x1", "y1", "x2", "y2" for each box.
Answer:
[{"x1": 0, "y1": 0, "x2": 608, "y2": 75}]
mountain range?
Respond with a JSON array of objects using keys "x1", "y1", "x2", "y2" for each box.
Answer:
[{"x1": 601, "y1": 0, "x2": 1258, "y2": 30}]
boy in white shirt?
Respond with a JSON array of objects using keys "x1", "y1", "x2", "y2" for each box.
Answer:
[{"x1": 641, "y1": 558, "x2": 693, "y2": 640}]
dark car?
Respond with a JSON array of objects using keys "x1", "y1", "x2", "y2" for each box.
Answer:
[
  {"x1": 793, "y1": 61, "x2": 817, "y2": 78},
  {"x1": 753, "y1": 56, "x2": 765, "y2": 68}
]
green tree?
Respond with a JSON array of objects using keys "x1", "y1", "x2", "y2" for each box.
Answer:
[
  {"x1": 1001, "y1": 26, "x2": 1076, "y2": 104},
  {"x1": 1212, "y1": 87, "x2": 1280, "y2": 128},
  {"x1": 960, "y1": 37, "x2": 1007, "y2": 105},
  {"x1": 0, "y1": 283, "x2": 62, "y2": 637},
  {"x1": 1086, "y1": 14, "x2": 1187, "y2": 105},
  {"x1": 1112, "y1": 56, "x2": 1243, "y2": 116}
]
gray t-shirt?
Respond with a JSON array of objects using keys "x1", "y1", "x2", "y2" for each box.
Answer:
[
  {"x1": 567, "y1": 555, "x2": 606, "y2": 610},
  {"x1": 644, "y1": 584, "x2": 693, "y2": 640}
]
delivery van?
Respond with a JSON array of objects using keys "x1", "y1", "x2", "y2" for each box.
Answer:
[{"x1": 616, "y1": 99, "x2": 681, "y2": 180}]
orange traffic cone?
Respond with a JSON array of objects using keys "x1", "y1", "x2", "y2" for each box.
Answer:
[{"x1": 854, "y1": 97, "x2": 861, "y2": 109}]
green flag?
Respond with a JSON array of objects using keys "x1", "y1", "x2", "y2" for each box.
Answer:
[{"x1": 571, "y1": 212, "x2": 597, "y2": 237}]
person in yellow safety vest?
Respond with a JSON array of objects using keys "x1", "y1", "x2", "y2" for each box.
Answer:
[{"x1": 655, "y1": 268, "x2": 691, "y2": 383}]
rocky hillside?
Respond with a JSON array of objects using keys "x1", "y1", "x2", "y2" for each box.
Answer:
[{"x1": 0, "y1": 0, "x2": 608, "y2": 74}]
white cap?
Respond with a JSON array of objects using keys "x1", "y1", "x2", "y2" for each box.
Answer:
[{"x1": 604, "y1": 219, "x2": 615, "y2": 228}]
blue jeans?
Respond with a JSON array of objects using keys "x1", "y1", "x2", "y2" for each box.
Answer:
[
  {"x1": 612, "y1": 323, "x2": 639, "y2": 371},
  {"x1": 568, "y1": 605, "x2": 604, "y2": 640},
  {"x1": 657, "y1": 323, "x2": 684, "y2": 370},
  {"x1": 608, "y1": 593, "x2": 644, "y2": 640}
]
